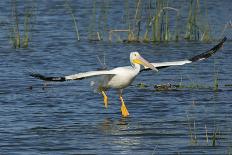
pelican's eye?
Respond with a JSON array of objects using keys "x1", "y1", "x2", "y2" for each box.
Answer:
[{"x1": 134, "y1": 54, "x2": 137, "y2": 56}]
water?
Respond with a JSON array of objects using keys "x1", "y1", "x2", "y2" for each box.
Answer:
[{"x1": 0, "y1": 1, "x2": 232, "y2": 154}]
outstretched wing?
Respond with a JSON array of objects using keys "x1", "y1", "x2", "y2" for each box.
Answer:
[
  {"x1": 141, "y1": 37, "x2": 227, "y2": 71},
  {"x1": 30, "y1": 70, "x2": 116, "y2": 82}
]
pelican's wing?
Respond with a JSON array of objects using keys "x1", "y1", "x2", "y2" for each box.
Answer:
[
  {"x1": 30, "y1": 70, "x2": 116, "y2": 82},
  {"x1": 141, "y1": 37, "x2": 227, "y2": 72}
]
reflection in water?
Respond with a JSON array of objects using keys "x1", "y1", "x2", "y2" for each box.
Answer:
[
  {"x1": 99, "y1": 118, "x2": 129, "y2": 134},
  {"x1": 98, "y1": 118, "x2": 142, "y2": 153}
]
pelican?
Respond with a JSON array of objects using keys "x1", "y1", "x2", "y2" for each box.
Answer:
[{"x1": 30, "y1": 37, "x2": 226, "y2": 117}]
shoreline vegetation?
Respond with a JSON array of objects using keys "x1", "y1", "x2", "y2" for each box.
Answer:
[
  {"x1": 9, "y1": 0, "x2": 230, "y2": 48},
  {"x1": 87, "y1": 0, "x2": 230, "y2": 43},
  {"x1": 88, "y1": 0, "x2": 213, "y2": 42}
]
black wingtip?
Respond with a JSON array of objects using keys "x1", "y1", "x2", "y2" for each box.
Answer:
[
  {"x1": 29, "y1": 73, "x2": 46, "y2": 80},
  {"x1": 189, "y1": 37, "x2": 227, "y2": 62},
  {"x1": 222, "y1": 36, "x2": 227, "y2": 42},
  {"x1": 30, "y1": 73, "x2": 66, "y2": 82}
]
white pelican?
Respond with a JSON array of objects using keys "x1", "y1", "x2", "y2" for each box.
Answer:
[{"x1": 30, "y1": 37, "x2": 226, "y2": 117}]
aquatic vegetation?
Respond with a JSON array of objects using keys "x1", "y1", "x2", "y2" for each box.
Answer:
[
  {"x1": 7, "y1": 0, "x2": 220, "y2": 45},
  {"x1": 88, "y1": 0, "x2": 97, "y2": 41},
  {"x1": 175, "y1": 83, "x2": 212, "y2": 89},
  {"x1": 205, "y1": 124, "x2": 209, "y2": 144},
  {"x1": 154, "y1": 83, "x2": 177, "y2": 91},
  {"x1": 211, "y1": 128, "x2": 219, "y2": 146},
  {"x1": 88, "y1": 0, "x2": 108, "y2": 41},
  {"x1": 184, "y1": 0, "x2": 200, "y2": 41},
  {"x1": 150, "y1": 0, "x2": 179, "y2": 42},
  {"x1": 184, "y1": 0, "x2": 212, "y2": 42},
  {"x1": 187, "y1": 116, "x2": 222, "y2": 146},
  {"x1": 136, "y1": 82, "x2": 218, "y2": 91},
  {"x1": 64, "y1": 0, "x2": 80, "y2": 41},
  {"x1": 137, "y1": 81, "x2": 225, "y2": 91},
  {"x1": 154, "y1": 83, "x2": 213, "y2": 91},
  {"x1": 107, "y1": 0, "x2": 213, "y2": 42},
  {"x1": 187, "y1": 114, "x2": 198, "y2": 144},
  {"x1": 213, "y1": 71, "x2": 219, "y2": 91},
  {"x1": 10, "y1": 0, "x2": 20, "y2": 48},
  {"x1": 10, "y1": 0, "x2": 35, "y2": 48},
  {"x1": 136, "y1": 82, "x2": 149, "y2": 88},
  {"x1": 220, "y1": 20, "x2": 232, "y2": 38}
]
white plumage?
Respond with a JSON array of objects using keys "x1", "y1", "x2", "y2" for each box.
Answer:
[{"x1": 30, "y1": 37, "x2": 226, "y2": 117}]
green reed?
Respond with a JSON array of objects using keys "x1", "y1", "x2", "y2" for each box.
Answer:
[
  {"x1": 187, "y1": 114, "x2": 198, "y2": 144},
  {"x1": 64, "y1": 0, "x2": 80, "y2": 41},
  {"x1": 60, "y1": 0, "x2": 214, "y2": 42},
  {"x1": 184, "y1": 0, "x2": 212, "y2": 41},
  {"x1": 88, "y1": 0, "x2": 97, "y2": 40},
  {"x1": 99, "y1": 0, "x2": 109, "y2": 41},
  {"x1": 10, "y1": 0, "x2": 34, "y2": 48},
  {"x1": 213, "y1": 72, "x2": 219, "y2": 91},
  {"x1": 11, "y1": 0, "x2": 20, "y2": 48},
  {"x1": 185, "y1": 0, "x2": 199, "y2": 40}
]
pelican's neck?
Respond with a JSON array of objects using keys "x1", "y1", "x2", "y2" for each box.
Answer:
[{"x1": 132, "y1": 63, "x2": 141, "y2": 73}]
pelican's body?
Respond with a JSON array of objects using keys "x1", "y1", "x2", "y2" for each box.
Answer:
[
  {"x1": 30, "y1": 37, "x2": 226, "y2": 117},
  {"x1": 107, "y1": 67, "x2": 136, "y2": 89}
]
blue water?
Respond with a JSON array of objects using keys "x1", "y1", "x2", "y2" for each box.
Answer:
[{"x1": 0, "y1": 1, "x2": 232, "y2": 154}]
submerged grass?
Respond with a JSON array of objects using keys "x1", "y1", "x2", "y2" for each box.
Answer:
[
  {"x1": 187, "y1": 116, "x2": 221, "y2": 146},
  {"x1": 213, "y1": 71, "x2": 219, "y2": 91},
  {"x1": 136, "y1": 82, "x2": 218, "y2": 91},
  {"x1": 187, "y1": 114, "x2": 197, "y2": 144}
]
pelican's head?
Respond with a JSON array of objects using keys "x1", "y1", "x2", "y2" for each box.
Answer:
[{"x1": 130, "y1": 52, "x2": 158, "y2": 71}]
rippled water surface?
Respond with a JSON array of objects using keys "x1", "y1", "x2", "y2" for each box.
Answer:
[{"x1": 0, "y1": 1, "x2": 232, "y2": 154}]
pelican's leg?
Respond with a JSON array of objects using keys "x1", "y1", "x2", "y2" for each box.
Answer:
[
  {"x1": 101, "y1": 91, "x2": 108, "y2": 108},
  {"x1": 119, "y1": 90, "x2": 129, "y2": 117}
]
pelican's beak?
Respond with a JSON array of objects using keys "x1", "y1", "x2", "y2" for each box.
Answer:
[{"x1": 133, "y1": 55, "x2": 158, "y2": 72}]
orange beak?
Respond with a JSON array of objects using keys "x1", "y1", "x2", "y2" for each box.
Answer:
[{"x1": 133, "y1": 55, "x2": 158, "y2": 72}]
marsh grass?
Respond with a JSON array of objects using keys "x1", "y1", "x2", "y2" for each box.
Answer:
[
  {"x1": 11, "y1": 0, "x2": 20, "y2": 48},
  {"x1": 123, "y1": 0, "x2": 180, "y2": 42},
  {"x1": 64, "y1": 0, "x2": 80, "y2": 41},
  {"x1": 99, "y1": 0, "x2": 109, "y2": 41},
  {"x1": 187, "y1": 114, "x2": 197, "y2": 144},
  {"x1": 213, "y1": 71, "x2": 219, "y2": 91},
  {"x1": 22, "y1": 9, "x2": 32, "y2": 48},
  {"x1": 7, "y1": 1, "x2": 216, "y2": 44},
  {"x1": 184, "y1": 0, "x2": 212, "y2": 41},
  {"x1": 212, "y1": 130, "x2": 217, "y2": 146},
  {"x1": 10, "y1": 0, "x2": 34, "y2": 48},
  {"x1": 138, "y1": 82, "x2": 216, "y2": 91},
  {"x1": 136, "y1": 82, "x2": 149, "y2": 88},
  {"x1": 187, "y1": 114, "x2": 222, "y2": 146},
  {"x1": 205, "y1": 124, "x2": 209, "y2": 145},
  {"x1": 176, "y1": 83, "x2": 212, "y2": 89},
  {"x1": 88, "y1": 0, "x2": 109, "y2": 41},
  {"x1": 82, "y1": 0, "x2": 215, "y2": 42},
  {"x1": 88, "y1": 0, "x2": 97, "y2": 41},
  {"x1": 113, "y1": 0, "x2": 212, "y2": 42},
  {"x1": 184, "y1": 0, "x2": 200, "y2": 40}
]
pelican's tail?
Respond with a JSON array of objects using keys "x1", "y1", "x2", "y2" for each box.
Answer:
[{"x1": 30, "y1": 73, "x2": 66, "y2": 82}]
